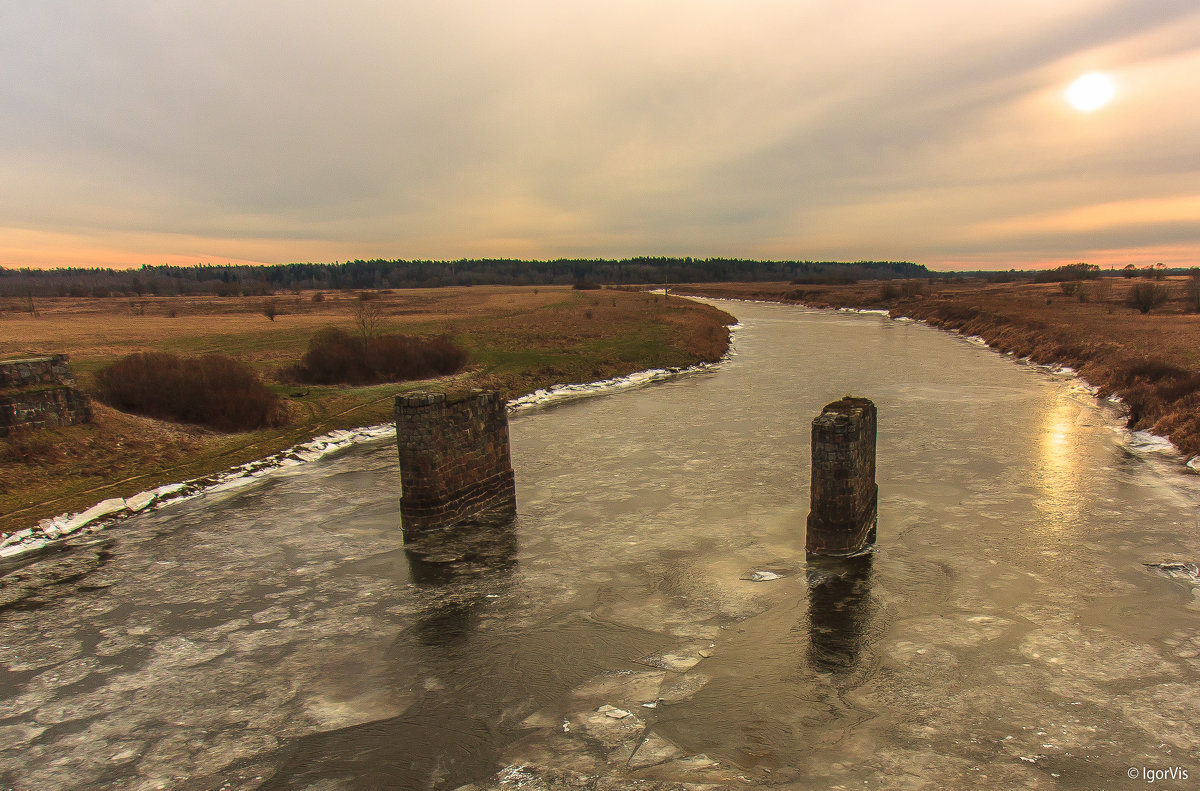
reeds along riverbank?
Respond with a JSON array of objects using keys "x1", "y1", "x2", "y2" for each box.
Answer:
[{"x1": 674, "y1": 278, "x2": 1200, "y2": 461}]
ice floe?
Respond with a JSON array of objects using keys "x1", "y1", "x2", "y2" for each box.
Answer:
[
  {"x1": 1144, "y1": 561, "x2": 1200, "y2": 585},
  {"x1": 1120, "y1": 430, "x2": 1178, "y2": 455},
  {"x1": 124, "y1": 492, "x2": 156, "y2": 512}
]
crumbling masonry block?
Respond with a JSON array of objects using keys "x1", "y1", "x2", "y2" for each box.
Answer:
[
  {"x1": 0, "y1": 355, "x2": 93, "y2": 437},
  {"x1": 395, "y1": 390, "x2": 516, "y2": 537},
  {"x1": 806, "y1": 396, "x2": 877, "y2": 555}
]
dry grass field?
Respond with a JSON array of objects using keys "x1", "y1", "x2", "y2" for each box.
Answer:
[
  {"x1": 677, "y1": 277, "x2": 1200, "y2": 459},
  {"x1": 0, "y1": 286, "x2": 733, "y2": 535}
]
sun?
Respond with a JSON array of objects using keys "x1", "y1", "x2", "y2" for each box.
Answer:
[{"x1": 1066, "y1": 72, "x2": 1115, "y2": 112}]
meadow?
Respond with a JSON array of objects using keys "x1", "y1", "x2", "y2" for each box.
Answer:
[{"x1": 0, "y1": 286, "x2": 733, "y2": 535}]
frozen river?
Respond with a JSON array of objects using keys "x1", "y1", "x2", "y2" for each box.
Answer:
[{"x1": 2, "y1": 301, "x2": 1199, "y2": 790}]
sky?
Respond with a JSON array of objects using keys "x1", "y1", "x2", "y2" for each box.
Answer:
[{"x1": 1, "y1": 1, "x2": 1198, "y2": 271}]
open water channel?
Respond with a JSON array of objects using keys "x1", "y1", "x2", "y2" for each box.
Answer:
[{"x1": 2, "y1": 300, "x2": 1199, "y2": 790}]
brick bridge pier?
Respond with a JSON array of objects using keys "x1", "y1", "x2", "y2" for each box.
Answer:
[
  {"x1": 806, "y1": 396, "x2": 878, "y2": 556},
  {"x1": 395, "y1": 390, "x2": 517, "y2": 538}
]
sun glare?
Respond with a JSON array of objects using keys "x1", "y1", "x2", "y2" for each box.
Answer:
[{"x1": 1066, "y1": 72, "x2": 1115, "y2": 112}]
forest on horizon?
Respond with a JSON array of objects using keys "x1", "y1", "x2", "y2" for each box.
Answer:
[{"x1": 0, "y1": 257, "x2": 927, "y2": 298}]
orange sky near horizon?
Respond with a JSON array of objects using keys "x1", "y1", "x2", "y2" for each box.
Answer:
[
  {"x1": 2, "y1": 2, "x2": 1198, "y2": 273},
  {"x1": 2, "y1": 239, "x2": 1196, "y2": 274}
]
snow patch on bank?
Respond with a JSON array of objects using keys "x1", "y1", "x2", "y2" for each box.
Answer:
[
  {"x1": 1, "y1": 321, "x2": 743, "y2": 560},
  {"x1": 507, "y1": 359, "x2": 725, "y2": 413},
  {"x1": 1121, "y1": 430, "x2": 1178, "y2": 455},
  {"x1": 838, "y1": 307, "x2": 891, "y2": 316}
]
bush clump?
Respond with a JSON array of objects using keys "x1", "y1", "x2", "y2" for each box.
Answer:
[
  {"x1": 286, "y1": 327, "x2": 468, "y2": 385},
  {"x1": 1126, "y1": 282, "x2": 1169, "y2": 314},
  {"x1": 96, "y1": 352, "x2": 284, "y2": 432}
]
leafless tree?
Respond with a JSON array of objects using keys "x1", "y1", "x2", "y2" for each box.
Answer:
[
  {"x1": 1087, "y1": 277, "x2": 1113, "y2": 303},
  {"x1": 352, "y1": 300, "x2": 385, "y2": 349},
  {"x1": 1126, "y1": 282, "x2": 1169, "y2": 314}
]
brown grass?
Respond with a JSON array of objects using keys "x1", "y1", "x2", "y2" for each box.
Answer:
[{"x1": 676, "y1": 278, "x2": 1200, "y2": 458}]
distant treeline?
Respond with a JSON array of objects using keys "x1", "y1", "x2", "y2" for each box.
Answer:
[{"x1": 0, "y1": 257, "x2": 928, "y2": 298}]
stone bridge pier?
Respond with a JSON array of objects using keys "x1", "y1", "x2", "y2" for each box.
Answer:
[
  {"x1": 395, "y1": 390, "x2": 517, "y2": 538},
  {"x1": 806, "y1": 396, "x2": 877, "y2": 556}
]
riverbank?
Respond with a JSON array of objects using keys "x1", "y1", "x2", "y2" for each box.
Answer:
[
  {"x1": 0, "y1": 286, "x2": 734, "y2": 538},
  {"x1": 674, "y1": 278, "x2": 1200, "y2": 462}
]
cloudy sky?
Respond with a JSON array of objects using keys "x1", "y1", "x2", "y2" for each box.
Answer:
[{"x1": 2, "y1": 1, "x2": 1198, "y2": 271}]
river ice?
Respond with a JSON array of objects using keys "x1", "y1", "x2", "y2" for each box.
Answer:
[{"x1": 2, "y1": 301, "x2": 1199, "y2": 791}]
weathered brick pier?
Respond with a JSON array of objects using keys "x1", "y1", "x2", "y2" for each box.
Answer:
[
  {"x1": 395, "y1": 390, "x2": 517, "y2": 537},
  {"x1": 0, "y1": 355, "x2": 93, "y2": 436},
  {"x1": 806, "y1": 396, "x2": 877, "y2": 555}
]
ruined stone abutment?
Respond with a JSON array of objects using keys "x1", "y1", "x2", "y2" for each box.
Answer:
[
  {"x1": 395, "y1": 390, "x2": 517, "y2": 537},
  {"x1": 806, "y1": 396, "x2": 877, "y2": 556},
  {"x1": 0, "y1": 354, "x2": 93, "y2": 437}
]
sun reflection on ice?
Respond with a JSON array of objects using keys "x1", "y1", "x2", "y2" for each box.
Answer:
[{"x1": 1036, "y1": 395, "x2": 1087, "y2": 532}]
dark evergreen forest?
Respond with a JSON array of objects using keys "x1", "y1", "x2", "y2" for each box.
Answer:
[{"x1": 0, "y1": 257, "x2": 928, "y2": 298}]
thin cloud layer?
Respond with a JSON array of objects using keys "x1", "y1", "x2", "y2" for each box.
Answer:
[{"x1": 1, "y1": 1, "x2": 1197, "y2": 270}]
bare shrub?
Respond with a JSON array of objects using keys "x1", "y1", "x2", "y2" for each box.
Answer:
[
  {"x1": 878, "y1": 282, "x2": 900, "y2": 300},
  {"x1": 352, "y1": 300, "x2": 385, "y2": 349},
  {"x1": 1186, "y1": 269, "x2": 1200, "y2": 313},
  {"x1": 1087, "y1": 278, "x2": 1113, "y2": 303},
  {"x1": 96, "y1": 352, "x2": 283, "y2": 432},
  {"x1": 1059, "y1": 281, "x2": 1080, "y2": 297},
  {"x1": 290, "y1": 327, "x2": 368, "y2": 384},
  {"x1": 1126, "y1": 282, "x2": 1169, "y2": 314},
  {"x1": 311, "y1": 291, "x2": 325, "y2": 303},
  {"x1": 262, "y1": 299, "x2": 278, "y2": 321},
  {"x1": 286, "y1": 327, "x2": 468, "y2": 386}
]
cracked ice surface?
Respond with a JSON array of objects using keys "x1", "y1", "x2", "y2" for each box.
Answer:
[{"x1": 3, "y1": 302, "x2": 1200, "y2": 791}]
